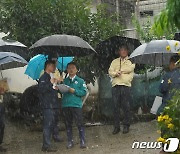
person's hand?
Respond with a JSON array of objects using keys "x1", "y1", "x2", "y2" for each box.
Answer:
[
  {"x1": 50, "y1": 78, "x2": 57, "y2": 84},
  {"x1": 57, "y1": 76, "x2": 63, "y2": 83},
  {"x1": 53, "y1": 86, "x2": 59, "y2": 90},
  {"x1": 115, "y1": 71, "x2": 121, "y2": 77},
  {"x1": 69, "y1": 88, "x2": 75, "y2": 93}
]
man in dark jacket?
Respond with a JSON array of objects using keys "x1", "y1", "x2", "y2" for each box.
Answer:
[
  {"x1": 38, "y1": 60, "x2": 62, "y2": 152},
  {"x1": 158, "y1": 55, "x2": 180, "y2": 114}
]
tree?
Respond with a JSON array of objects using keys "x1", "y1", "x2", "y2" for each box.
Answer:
[
  {"x1": 132, "y1": 14, "x2": 177, "y2": 42},
  {"x1": 152, "y1": 0, "x2": 179, "y2": 36},
  {"x1": 0, "y1": 0, "x2": 122, "y2": 83}
]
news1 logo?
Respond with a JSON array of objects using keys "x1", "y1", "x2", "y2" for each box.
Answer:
[
  {"x1": 163, "y1": 138, "x2": 179, "y2": 152},
  {"x1": 132, "y1": 138, "x2": 179, "y2": 152}
]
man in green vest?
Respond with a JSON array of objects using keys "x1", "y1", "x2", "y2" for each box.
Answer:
[{"x1": 62, "y1": 62, "x2": 87, "y2": 149}]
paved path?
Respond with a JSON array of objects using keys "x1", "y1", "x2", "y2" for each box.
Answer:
[{"x1": 3, "y1": 120, "x2": 160, "y2": 154}]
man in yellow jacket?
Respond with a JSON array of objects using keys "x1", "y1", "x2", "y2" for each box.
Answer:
[{"x1": 109, "y1": 45, "x2": 135, "y2": 135}]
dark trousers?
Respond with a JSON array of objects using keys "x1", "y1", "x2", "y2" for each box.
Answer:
[
  {"x1": 112, "y1": 85, "x2": 131, "y2": 128},
  {"x1": 0, "y1": 103, "x2": 5, "y2": 145},
  {"x1": 63, "y1": 107, "x2": 85, "y2": 142},
  {"x1": 63, "y1": 107, "x2": 83, "y2": 129},
  {"x1": 42, "y1": 108, "x2": 60, "y2": 148}
]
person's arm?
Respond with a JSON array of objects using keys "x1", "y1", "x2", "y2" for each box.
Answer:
[
  {"x1": 159, "y1": 74, "x2": 169, "y2": 94},
  {"x1": 108, "y1": 61, "x2": 119, "y2": 77},
  {"x1": 69, "y1": 80, "x2": 87, "y2": 97}
]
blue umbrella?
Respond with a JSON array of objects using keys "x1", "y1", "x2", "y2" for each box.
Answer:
[{"x1": 25, "y1": 54, "x2": 73, "y2": 80}]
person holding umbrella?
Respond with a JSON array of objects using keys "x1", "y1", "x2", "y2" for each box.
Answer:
[
  {"x1": 109, "y1": 45, "x2": 135, "y2": 135},
  {"x1": 0, "y1": 51, "x2": 27, "y2": 152},
  {"x1": 38, "y1": 60, "x2": 62, "y2": 152},
  {"x1": 62, "y1": 62, "x2": 87, "y2": 149},
  {"x1": 158, "y1": 55, "x2": 180, "y2": 114}
]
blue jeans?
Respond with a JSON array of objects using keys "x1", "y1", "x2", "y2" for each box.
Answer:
[{"x1": 42, "y1": 109, "x2": 60, "y2": 148}]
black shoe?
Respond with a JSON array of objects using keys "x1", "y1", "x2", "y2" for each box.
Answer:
[
  {"x1": 123, "y1": 126, "x2": 129, "y2": 134},
  {"x1": 42, "y1": 147, "x2": 58, "y2": 152},
  {"x1": 112, "y1": 127, "x2": 120, "y2": 135},
  {"x1": 0, "y1": 146, "x2": 7, "y2": 152}
]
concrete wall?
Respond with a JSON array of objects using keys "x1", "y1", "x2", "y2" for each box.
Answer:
[
  {"x1": 92, "y1": 0, "x2": 167, "y2": 39},
  {"x1": 137, "y1": 0, "x2": 166, "y2": 25}
]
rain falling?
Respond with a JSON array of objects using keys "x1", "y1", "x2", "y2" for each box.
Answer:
[{"x1": 0, "y1": 0, "x2": 179, "y2": 154}]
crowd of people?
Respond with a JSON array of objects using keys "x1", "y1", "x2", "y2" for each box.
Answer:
[{"x1": 0, "y1": 45, "x2": 179, "y2": 153}]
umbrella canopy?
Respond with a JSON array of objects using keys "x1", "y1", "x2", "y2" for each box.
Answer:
[
  {"x1": 0, "y1": 52, "x2": 27, "y2": 70},
  {"x1": 129, "y1": 40, "x2": 180, "y2": 66},
  {"x1": 95, "y1": 36, "x2": 141, "y2": 71},
  {"x1": 30, "y1": 34, "x2": 96, "y2": 57},
  {"x1": 0, "y1": 38, "x2": 28, "y2": 60},
  {"x1": 25, "y1": 54, "x2": 73, "y2": 80}
]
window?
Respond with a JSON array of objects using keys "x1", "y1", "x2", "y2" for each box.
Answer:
[{"x1": 140, "y1": 10, "x2": 154, "y2": 17}]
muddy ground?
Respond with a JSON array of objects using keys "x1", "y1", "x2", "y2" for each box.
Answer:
[{"x1": 2, "y1": 120, "x2": 161, "y2": 154}]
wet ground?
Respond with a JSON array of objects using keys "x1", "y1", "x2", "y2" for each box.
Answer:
[{"x1": 3, "y1": 120, "x2": 160, "y2": 154}]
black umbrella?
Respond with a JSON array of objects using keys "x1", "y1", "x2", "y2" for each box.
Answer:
[
  {"x1": 30, "y1": 34, "x2": 96, "y2": 57},
  {"x1": 0, "y1": 52, "x2": 27, "y2": 70},
  {"x1": 0, "y1": 38, "x2": 28, "y2": 60},
  {"x1": 95, "y1": 36, "x2": 141, "y2": 72}
]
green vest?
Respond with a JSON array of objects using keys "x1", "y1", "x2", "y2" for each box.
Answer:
[{"x1": 62, "y1": 76, "x2": 87, "y2": 108}]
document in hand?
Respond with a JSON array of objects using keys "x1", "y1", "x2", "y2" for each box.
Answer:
[{"x1": 57, "y1": 84, "x2": 70, "y2": 93}]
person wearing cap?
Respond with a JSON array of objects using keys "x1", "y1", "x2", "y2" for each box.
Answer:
[
  {"x1": 158, "y1": 55, "x2": 180, "y2": 114},
  {"x1": 109, "y1": 45, "x2": 135, "y2": 135},
  {"x1": 62, "y1": 62, "x2": 87, "y2": 149}
]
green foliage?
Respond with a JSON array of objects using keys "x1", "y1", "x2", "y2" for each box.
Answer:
[
  {"x1": 152, "y1": 10, "x2": 178, "y2": 38},
  {"x1": 132, "y1": 14, "x2": 176, "y2": 42},
  {"x1": 158, "y1": 90, "x2": 180, "y2": 149},
  {"x1": 153, "y1": 0, "x2": 180, "y2": 35},
  {"x1": 132, "y1": 14, "x2": 154, "y2": 43},
  {"x1": 132, "y1": 14, "x2": 177, "y2": 75},
  {"x1": 0, "y1": 0, "x2": 122, "y2": 83}
]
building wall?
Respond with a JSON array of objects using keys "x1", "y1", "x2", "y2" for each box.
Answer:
[
  {"x1": 92, "y1": 0, "x2": 167, "y2": 39},
  {"x1": 137, "y1": 0, "x2": 166, "y2": 25}
]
